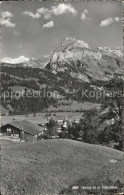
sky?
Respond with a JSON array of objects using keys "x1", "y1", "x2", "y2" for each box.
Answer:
[{"x1": 0, "y1": 1, "x2": 123, "y2": 60}]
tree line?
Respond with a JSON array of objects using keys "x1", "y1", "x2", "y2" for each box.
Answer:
[{"x1": 40, "y1": 77, "x2": 123, "y2": 151}]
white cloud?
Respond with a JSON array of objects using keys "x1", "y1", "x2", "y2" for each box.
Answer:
[
  {"x1": 23, "y1": 3, "x2": 77, "y2": 20},
  {"x1": 2, "y1": 11, "x2": 13, "y2": 19},
  {"x1": 37, "y1": 8, "x2": 51, "y2": 19},
  {"x1": 100, "y1": 17, "x2": 122, "y2": 27},
  {"x1": 0, "y1": 19, "x2": 16, "y2": 28},
  {"x1": 43, "y1": 21, "x2": 54, "y2": 28},
  {"x1": 0, "y1": 11, "x2": 16, "y2": 28},
  {"x1": 80, "y1": 9, "x2": 89, "y2": 21},
  {"x1": 51, "y1": 3, "x2": 77, "y2": 16},
  {"x1": 115, "y1": 17, "x2": 121, "y2": 22},
  {"x1": 22, "y1": 11, "x2": 41, "y2": 19},
  {"x1": 100, "y1": 18, "x2": 113, "y2": 27}
]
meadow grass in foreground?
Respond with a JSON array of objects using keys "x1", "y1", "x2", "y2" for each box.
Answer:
[{"x1": 1, "y1": 139, "x2": 123, "y2": 195}]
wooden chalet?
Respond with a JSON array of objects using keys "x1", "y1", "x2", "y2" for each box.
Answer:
[{"x1": 0, "y1": 120, "x2": 42, "y2": 142}]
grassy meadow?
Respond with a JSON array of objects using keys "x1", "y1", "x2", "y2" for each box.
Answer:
[
  {"x1": 1, "y1": 139, "x2": 123, "y2": 195},
  {"x1": 1, "y1": 101, "x2": 100, "y2": 125}
]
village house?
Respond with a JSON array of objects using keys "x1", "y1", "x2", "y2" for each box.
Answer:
[
  {"x1": 56, "y1": 119, "x2": 68, "y2": 134},
  {"x1": 0, "y1": 120, "x2": 43, "y2": 142}
]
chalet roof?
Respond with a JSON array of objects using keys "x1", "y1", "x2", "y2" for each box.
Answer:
[{"x1": 2, "y1": 120, "x2": 41, "y2": 136}]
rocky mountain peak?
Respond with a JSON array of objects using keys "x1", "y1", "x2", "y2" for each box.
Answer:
[
  {"x1": 46, "y1": 37, "x2": 124, "y2": 82},
  {"x1": 64, "y1": 36, "x2": 76, "y2": 42}
]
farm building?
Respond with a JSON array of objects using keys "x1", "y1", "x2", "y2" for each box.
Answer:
[{"x1": 0, "y1": 120, "x2": 42, "y2": 142}]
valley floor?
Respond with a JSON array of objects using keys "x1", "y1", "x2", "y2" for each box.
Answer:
[{"x1": 1, "y1": 101, "x2": 101, "y2": 125}]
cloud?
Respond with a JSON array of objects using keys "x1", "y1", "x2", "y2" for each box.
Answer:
[
  {"x1": 2, "y1": 11, "x2": 13, "y2": 19},
  {"x1": 0, "y1": 19, "x2": 16, "y2": 28},
  {"x1": 43, "y1": 21, "x2": 54, "y2": 28},
  {"x1": 80, "y1": 9, "x2": 89, "y2": 21},
  {"x1": 23, "y1": 3, "x2": 77, "y2": 20},
  {"x1": 37, "y1": 8, "x2": 52, "y2": 19},
  {"x1": 0, "y1": 11, "x2": 16, "y2": 28},
  {"x1": 115, "y1": 17, "x2": 121, "y2": 22},
  {"x1": 51, "y1": 3, "x2": 77, "y2": 16},
  {"x1": 22, "y1": 11, "x2": 41, "y2": 19},
  {"x1": 100, "y1": 17, "x2": 122, "y2": 27},
  {"x1": 100, "y1": 18, "x2": 113, "y2": 27}
]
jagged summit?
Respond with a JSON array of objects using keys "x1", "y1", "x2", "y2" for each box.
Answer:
[
  {"x1": 64, "y1": 36, "x2": 76, "y2": 42},
  {"x1": 56, "y1": 36, "x2": 89, "y2": 52}
]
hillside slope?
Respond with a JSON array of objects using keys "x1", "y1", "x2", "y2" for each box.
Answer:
[{"x1": 1, "y1": 139, "x2": 123, "y2": 195}]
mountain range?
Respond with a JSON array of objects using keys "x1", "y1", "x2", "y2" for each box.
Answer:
[
  {"x1": 1, "y1": 36, "x2": 123, "y2": 82},
  {"x1": 1, "y1": 36, "x2": 124, "y2": 114},
  {"x1": 0, "y1": 55, "x2": 50, "y2": 69}
]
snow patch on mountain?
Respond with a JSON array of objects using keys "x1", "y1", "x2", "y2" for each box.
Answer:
[{"x1": 0, "y1": 56, "x2": 30, "y2": 64}]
